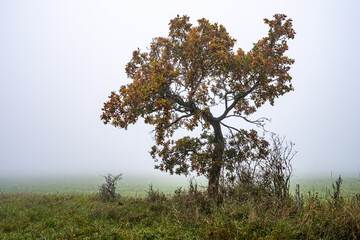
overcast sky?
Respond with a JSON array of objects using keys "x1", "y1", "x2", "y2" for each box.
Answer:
[{"x1": 1, "y1": 0, "x2": 359, "y2": 178}]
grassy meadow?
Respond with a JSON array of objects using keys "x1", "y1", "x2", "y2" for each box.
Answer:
[
  {"x1": 1, "y1": 174, "x2": 359, "y2": 197},
  {"x1": 0, "y1": 175, "x2": 206, "y2": 196},
  {"x1": 1, "y1": 175, "x2": 360, "y2": 239}
]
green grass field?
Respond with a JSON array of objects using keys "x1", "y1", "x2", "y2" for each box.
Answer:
[
  {"x1": 1, "y1": 175, "x2": 360, "y2": 239},
  {"x1": 0, "y1": 174, "x2": 206, "y2": 196},
  {"x1": 1, "y1": 175, "x2": 359, "y2": 197}
]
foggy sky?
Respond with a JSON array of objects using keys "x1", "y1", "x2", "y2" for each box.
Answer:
[{"x1": 1, "y1": 0, "x2": 360, "y2": 178}]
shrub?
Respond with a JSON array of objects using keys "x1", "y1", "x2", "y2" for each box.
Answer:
[
  {"x1": 146, "y1": 184, "x2": 166, "y2": 202},
  {"x1": 222, "y1": 133, "x2": 297, "y2": 203},
  {"x1": 98, "y1": 173, "x2": 122, "y2": 202}
]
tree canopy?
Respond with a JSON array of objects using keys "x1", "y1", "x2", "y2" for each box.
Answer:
[{"x1": 101, "y1": 14, "x2": 295, "y2": 195}]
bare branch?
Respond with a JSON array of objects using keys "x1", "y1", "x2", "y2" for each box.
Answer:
[
  {"x1": 167, "y1": 114, "x2": 192, "y2": 128},
  {"x1": 224, "y1": 115, "x2": 270, "y2": 128},
  {"x1": 220, "y1": 121, "x2": 243, "y2": 135}
]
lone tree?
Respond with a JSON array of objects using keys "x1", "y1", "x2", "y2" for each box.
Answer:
[{"x1": 101, "y1": 14, "x2": 295, "y2": 196}]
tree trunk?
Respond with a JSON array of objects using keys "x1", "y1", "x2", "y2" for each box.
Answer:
[{"x1": 207, "y1": 121, "x2": 224, "y2": 198}]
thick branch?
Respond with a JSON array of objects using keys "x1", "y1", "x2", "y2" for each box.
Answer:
[
  {"x1": 166, "y1": 88, "x2": 216, "y2": 124},
  {"x1": 166, "y1": 89, "x2": 194, "y2": 112},
  {"x1": 215, "y1": 82, "x2": 260, "y2": 121}
]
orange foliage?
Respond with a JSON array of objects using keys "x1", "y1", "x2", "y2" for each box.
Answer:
[{"x1": 101, "y1": 14, "x2": 295, "y2": 184}]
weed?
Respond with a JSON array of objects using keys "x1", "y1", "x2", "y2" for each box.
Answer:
[
  {"x1": 331, "y1": 175, "x2": 343, "y2": 207},
  {"x1": 98, "y1": 173, "x2": 122, "y2": 202},
  {"x1": 146, "y1": 184, "x2": 166, "y2": 202}
]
